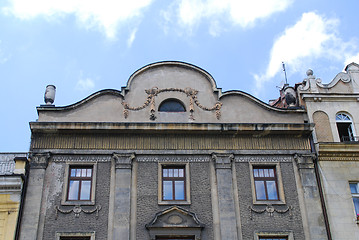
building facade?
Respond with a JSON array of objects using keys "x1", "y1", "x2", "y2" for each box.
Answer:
[
  {"x1": 20, "y1": 61, "x2": 328, "y2": 239},
  {"x1": 0, "y1": 153, "x2": 27, "y2": 240},
  {"x1": 297, "y1": 63, "x2": 359, "y2": 239}
]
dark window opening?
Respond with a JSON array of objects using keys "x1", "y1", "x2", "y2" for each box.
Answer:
[
  {"x1": 159, "y1": 99, "x2": 186, "y2": 112},
  {"x1": 156, "y1": 236, "x2": 195, "y2": 240},
  {"x1": 336, "y1": 113, "x2": 355, "y2": 142}
]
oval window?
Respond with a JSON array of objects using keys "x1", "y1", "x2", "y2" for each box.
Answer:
[{"x1": 159, "y1": 99, "x2": 186, "y2": 112}]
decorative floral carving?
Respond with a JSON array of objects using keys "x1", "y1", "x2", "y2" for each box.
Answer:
[
  {"x1": 55, "y1": 205, "x2": 101, "y2": 219},
  {"x1": 249, "y1": 204, "x2": 292, "y2": 220},
  {"x1": 122, "y1": 87, "x2": 222, "y2": 120}
]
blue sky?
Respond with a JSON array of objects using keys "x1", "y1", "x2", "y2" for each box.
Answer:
[{"x1": 0, "y1": 0, "x2": 358, "y2": 152}]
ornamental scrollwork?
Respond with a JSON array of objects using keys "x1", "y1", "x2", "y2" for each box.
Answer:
[
  {"x1": 55, "y1": 205, "x2": 102, "y2": 219},
  {"x1": 249, "y1": 204, "x2": 292, "y2": 220},
  {"x1": 121, "y1": 87, "x2": 222, "y2": 120}
]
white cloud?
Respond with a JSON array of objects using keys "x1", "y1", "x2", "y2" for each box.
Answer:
[
  {"x1": 254, "y1": 12, "x2": 358, "y2": 92},
  {"x1": 345, "y1": 52, "x2": 359, "y2": 66},
  {"x1": 127, "y1": 28, "x2": 137, "y2": 48},
  {"x1": 2, "y1": 0, "x2": 153, "y2": 39},
  {"x1": 76, "y1": 77, "x2": 95, "y2": 91},
  {"x1": 172, "y1": 0, "x2": 292, "y2": 34}
]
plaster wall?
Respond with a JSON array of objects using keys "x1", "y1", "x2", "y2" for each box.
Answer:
[
  {"x1": 319, "y1": 160, "x2": 359, "y2": 239},
  {"x1": 305, "y1": 100, "x2": 359, "y2": 142}
]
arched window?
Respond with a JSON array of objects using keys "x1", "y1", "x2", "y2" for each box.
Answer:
[
  {"x1": 159, "y1": 99, "x2": 186, "y2": 112},
  {"x1": 336, "y1": 113, "x2": 355, "y2": 142}
]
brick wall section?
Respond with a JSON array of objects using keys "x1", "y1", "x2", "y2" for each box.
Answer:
[
  {"x1": 42, "y1": 161, "x2": 111, "y2": 240},
  {"x1": 136, "y1": 160, "x2": 214, "y2": 240},
  {"x1": 236, "y1": 162, "x2": 305, "y2": 239}
]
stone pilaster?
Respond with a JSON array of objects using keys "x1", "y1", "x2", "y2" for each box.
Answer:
[
  {"x1": 212, "y1": 153, "x2": 239, "y2": 240},
  {"x1": 293, "y1": 154, "x2": 327, "y2": 239},
  {"x1": 19, "y1": 152, "x2": 50, "y2": 240},
  {"x1": 110, "y1": 153, "x2": 135, "y2": 240}
]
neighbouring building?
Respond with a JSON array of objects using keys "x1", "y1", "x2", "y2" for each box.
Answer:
[
  {"x1": 20, "y1": 61, "x2": 328, "y2": 240},
  {"x1": 296, "y1": 62, "x2": 359, "y2": 239},
  {"x1": 0, "y1": 153, "x2": 27, "y2": 240}
]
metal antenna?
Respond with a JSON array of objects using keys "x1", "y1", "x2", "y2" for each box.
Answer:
[{"x1": 282, "y1": 62, "x2": 288, "y2": 85}]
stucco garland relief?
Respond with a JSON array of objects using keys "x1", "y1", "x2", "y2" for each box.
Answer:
[
  {"x1": 249, "y1": 205, "x2": 293, "y2": 219},
  {"x1": 55, "y1": 205, "x2": 101, "y2": 219},
  {"x1": 121, "y1": 87, "x2": 222, "y2": 120}
]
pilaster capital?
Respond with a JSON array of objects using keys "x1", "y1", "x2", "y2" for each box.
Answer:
[
  {"x1": 212, "y1": 153, "x2": 234, "y2": 169},
  {"x1": 29, "y1": 152, "x2": 50, "y2": 169},
  {"x1": 294, "y1": 153, "x2": 315, "y2": 169},
  {"x1": 112, "y1": 153, "x2": 135, "y2": 169}
]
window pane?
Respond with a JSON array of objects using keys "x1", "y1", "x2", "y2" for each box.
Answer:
[
  {"x1": 353, "y1": 197, "x2": 359, "y2": 215},
  {"x1": 68, "y1": 180, "x2": 79, "y2": 200},
  {"x1": 81, "y1": 169, "x2": 87, "y2": 177},
  {"x1": 76, "y1": 169, "x2": 81, "y2": 177},
  {"x1": 163, "y1": 169, "x2": 168, "y2": 177},
  {"x1": 174, "y1": 169, "x2": 178, "y2": 177},
  {"x1": 259, "y1": 169, "x2": 264, "y2": 177},
  {"x1": 350, "y1": 183, "x2": 358, "y2": 193},
  {"x1": 86, "y1": 169, "x2": 92, "y2": 177},
  {"x1": 179, "y1": 169, "x2": 184, "y2": 177},
  {"x1": 80, "y1": 181, "x2": 91, "y2": 200},
  {"x1": 163, "y1": 181, "x2": 173, "y2": 200},
  {"x1": 264, "y1": 169, "x2": 269, "y2": 177},
  {"x1": 255, "y1": 181, "x2": 266, "y2": 200},
  {"x1": 267, "y1": 181, "x2": 278, "y2": 200},
  {"x1": 70, "y1": 169, "x2": 76, "y2": 177},
  {"x1": 269, "y1": 169, "x2": 274, "y2": 177},
  {"x1": 253, "y1": 169, "x2": 258, "y2": 177},
  {"x1": 169, "y1": 169, "x2": 173, "y2": 177},
  {"x1": 175, "y1": 181, "x2": 185, "y2": 200}
]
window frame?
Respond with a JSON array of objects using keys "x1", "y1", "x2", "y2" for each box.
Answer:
[
  {"x1": 158, "y1": 163, "x2": 191, "y2": 205},
  {"x1": 249, "y1": 162, "x2": 285, "y2": 205},
  {"x1": 349, "y1": 182, "x2": 359, "y2": 221},
  {"x1": 61, "y1": 162, "x2": 97, "y2": 206},
  {"x1": 336, "y1": 112, "x2": 356, "y2": 142},
  {"x1": 254, "y1": 231, "x2": 293, "y2": 240},
  {"x1": 158, "y1": 98, "x2": 186, "y2": 112}
]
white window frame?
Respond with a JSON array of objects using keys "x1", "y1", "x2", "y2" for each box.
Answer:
[
  {"x1": 158, "y1": 162, "x2": 191, "y2": 205},
  {"x1": 336, "y1": 112, "x2": 356, "y2": 142},
  {"x1": 61, "y1": 162, "x2": 97, "y2": 206}
]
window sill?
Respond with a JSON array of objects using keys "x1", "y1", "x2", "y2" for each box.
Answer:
[
  {"x1": 61, "y1": 200, "x2": 95, "y2": 206},
  {"x1": 253, "y1": 200, "x2": 286, "y2": 205},
  {"x1": 158, "y1": 200, "x2": 191, "y2": 205}
]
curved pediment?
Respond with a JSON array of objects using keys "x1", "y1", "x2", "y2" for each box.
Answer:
[
  {"x1": 37, "y1": 61, "x2": 305, "y2": 123},
  {"x1": 146, "y1": 206, "x2": 204, "y2": 240}
]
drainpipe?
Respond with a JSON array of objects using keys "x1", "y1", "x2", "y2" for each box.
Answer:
[
  {"x1": 310, "y1": 136, "x2": 332, "y2": 240},
  {"x1": 14, "y1": 158, "x2": 29, "y2": 240}
]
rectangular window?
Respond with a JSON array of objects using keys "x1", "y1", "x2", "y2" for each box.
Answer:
[
  {"x1": 162, "y1": 166, "x2": 186, "y2": 201},
  {"x1": 158, "y1": 163, "x2": 191, "y2": 205},
  {"x1": 253, "y1": 167, "x2": 279, "y2": 201},
  {"x1": 350, "y1": 182, "x2": 359, "y2": 220},
  {"x1": 67, "y1": 166, "x2": 93, "y2": 201}
]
